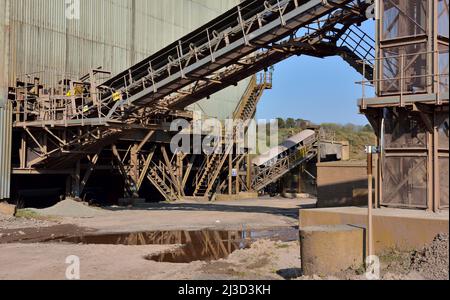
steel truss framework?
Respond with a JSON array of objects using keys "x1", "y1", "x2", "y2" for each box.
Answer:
[
  {"x1": 359, "y1": 0, "x2": 449, "y2": 211},
  {"x1": 9, "y1": 0, "x2": 376, "y2": 201}
]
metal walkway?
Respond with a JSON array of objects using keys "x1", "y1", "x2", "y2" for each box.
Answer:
[
  {"x1": 13, "y1": 0, "x2": 374, "y2": 125},
  {"x1": 98, "y1": 0, "x2": 375, "y2": 121}
]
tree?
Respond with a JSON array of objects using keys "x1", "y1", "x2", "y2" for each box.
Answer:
[
  {"x1": 286, "y1": 118, "x2": 296, "y2": 128},
  {"x1": 276, "y1": 118, "x2": 286, "y2": 129},
  {"x1": 362, "y1": 124, "x2": 374, "y2": 132}
]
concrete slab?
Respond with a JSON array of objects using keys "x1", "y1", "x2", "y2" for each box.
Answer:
[{"x1": 300, "y1": 207, "x2": 449, "y2": 253}]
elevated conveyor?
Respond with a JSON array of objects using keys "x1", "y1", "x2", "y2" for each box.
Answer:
[
  {"x1": 13, "y1": 0, "x2": 374, "y2": 126},
  {"x1": 252, "y1": 130, "x2": 318, "y2": 191},
  {"x1": 10, "y1": 0, "x2": 374, "y2": 171}
]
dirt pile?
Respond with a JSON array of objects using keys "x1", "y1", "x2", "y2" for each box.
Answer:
[
  {"x1": 200, "y1": 240, "x2": 302, "y2": 280},
  {"x1": 410, "y1": 233, "x2": 449, "y2": 280},
  {"x1": 30, "y1": 199, "x2": 109, "y2": 218}
]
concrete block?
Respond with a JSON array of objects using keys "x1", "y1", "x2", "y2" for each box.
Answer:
[
  {"x1": 300, "y1": 225, "x2": 365, "y2": 276},
  {"x1": 0, "y1": 202, "x2": 16, "y2": 216},
  {"x1": 300, "y1": 207, "x2": 449, "y2": 253}
]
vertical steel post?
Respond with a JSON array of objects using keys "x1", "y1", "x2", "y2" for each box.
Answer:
[
  {"x1": 366, "y1": 146, "x2": 374, "y2": 257},
  {"x1": 229, "y1": 154, "x2": 233, "y2": 195},
  {"x1": 433, "y1": 122, "x2": 440, "y2": 212},
  {"x1": 246, "y1": 153, "x2": 252, "y2": 191}
]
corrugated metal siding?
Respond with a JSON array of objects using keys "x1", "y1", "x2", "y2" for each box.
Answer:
[
  {"x1": 0, "y1": 0, "x2": 9, "y2": 107},
  {"x1": 0, "y1": 102, "x2": 12, "y2": 200},
  {"x1": 8, "y1": 0, "x2": 248, "y2": 120},
  {"x1": 1, "y1": 0, "x2": 11, "y2": 200}
]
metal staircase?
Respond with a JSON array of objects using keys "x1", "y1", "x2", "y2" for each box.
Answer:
[
  {"x1": 193, "y1": 141, "x2": 234, "y2": 198},
  {"x1": 147, "y1": 161, "x2": 180, "y2": 202},
  {"x1": 193, "y1": 71, "x2": 272, "y2": 198},
  {"x1": 335, "y1": 25, "x2": 375, "y2": 79},
  {"x1": 233, "y1": 72, "x2": 273, "y2": 121}
]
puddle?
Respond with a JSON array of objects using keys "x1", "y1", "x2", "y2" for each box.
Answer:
[
  {"x1": 144, "y1": 230, "x2": 251, "y2": 263},
  {"x1": 50, "y1": 227, "x2": 299, "y2": 264}
]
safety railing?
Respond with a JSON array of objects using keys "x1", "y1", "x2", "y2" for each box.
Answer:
[
  {"x1": 357, "y1": 50, "x2": 449, "y2": 107},
  {"x1": 11, "y1": 92, "x2": 110, "y2": 126},
  {"x1": 252, "y1": 142, "x2": 316, "y2": 191},
  {"x1": 93, "y1": 0, "x2": 357, "y2": 119}
]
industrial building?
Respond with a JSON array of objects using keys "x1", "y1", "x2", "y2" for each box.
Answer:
[
  {"x1": 0, "y1": 0, "x2": 448, "y2": 214},
  {"x1": 359, "y1": 0, "x2": 449, "y2": 211},
  {"x1": 0, "y1": 0, "x2": 449, "y2": 282},
  {"x1": 0, "y1": 0, "x2": 252, "y2": 205}
]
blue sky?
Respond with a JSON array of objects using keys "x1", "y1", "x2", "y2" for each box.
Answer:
[{"x1": 256, "y1": 21, "x2": 376, "y2": 126}]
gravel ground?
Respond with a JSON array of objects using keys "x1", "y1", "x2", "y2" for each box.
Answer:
[
  {"x1": 336, "y1": 233, "x2": 450, "y2": 280},
  {"x1": 1, "y1": 198, "x2": 447, "y2": 280},
  {"x1": 0, "y1": 213, "x2": 56, "y2": 230},
  {"x1": 410, "y1": 233, "x2": 449, "y2": 280}
]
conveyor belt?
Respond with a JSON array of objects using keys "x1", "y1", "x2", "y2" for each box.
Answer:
[
  {"x1": 252, "y1": 130, "x2": 318, "y2": 191},
  {"x1": 93, "y1": 0, "x2": 373, "y2": 122},
  {"x1": 11, "y1": 0, "x2": 374, "y2": 169}
]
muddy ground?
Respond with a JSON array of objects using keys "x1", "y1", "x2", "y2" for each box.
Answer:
[{"x1": 0, "y1": 198, "x2": 448, "y2": 280}]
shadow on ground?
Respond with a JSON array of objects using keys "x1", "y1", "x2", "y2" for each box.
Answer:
[
  {"x1": 277, "y1": 268, "x2": 303, "y2": 280},
  {"x1": 104, "y1": 201, "x2": 317, "y2": 219}
]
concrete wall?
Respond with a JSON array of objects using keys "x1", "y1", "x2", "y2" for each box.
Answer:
[
  {"x1": 300, "y1": 207, "x2": 449, "y2": 253},
  {"x1": 319, "y1": 141, "x2": 350, "y2": 162},
  {"x1": 316, "y1": 161, "x2": 375, "y2": 208},
  {"x1": 7, "y1": 0, "x2": 248, "y2": 120}
]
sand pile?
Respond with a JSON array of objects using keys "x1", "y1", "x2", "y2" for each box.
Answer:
[
  {"x1": 410, "y1": 233, "x2": 449, "y2": 280},
  {"x1": 31, "y1": 199, "x2": 108, "y2": 218}
]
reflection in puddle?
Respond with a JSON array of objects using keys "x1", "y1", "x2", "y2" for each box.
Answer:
[
  {"x1": 145, "y1": 230, "x2": 251, "y2": 263},
  {"x1": 54, "y1": 227, "x2": 298, "y2": 264}
]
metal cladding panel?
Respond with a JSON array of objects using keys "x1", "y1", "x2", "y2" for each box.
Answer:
[
  {"x1": 8, "y1": 0, "x2": 248, "y2": 120},
  {"x1": 0, "y1": 103, "x2": 12, "y2": 200},
  {"x1": 1, "y1": 0, "x2": 11, "y2": 200},
  {"x1": 0, "y1": 0, "x2": 9, "y2": 108}
]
